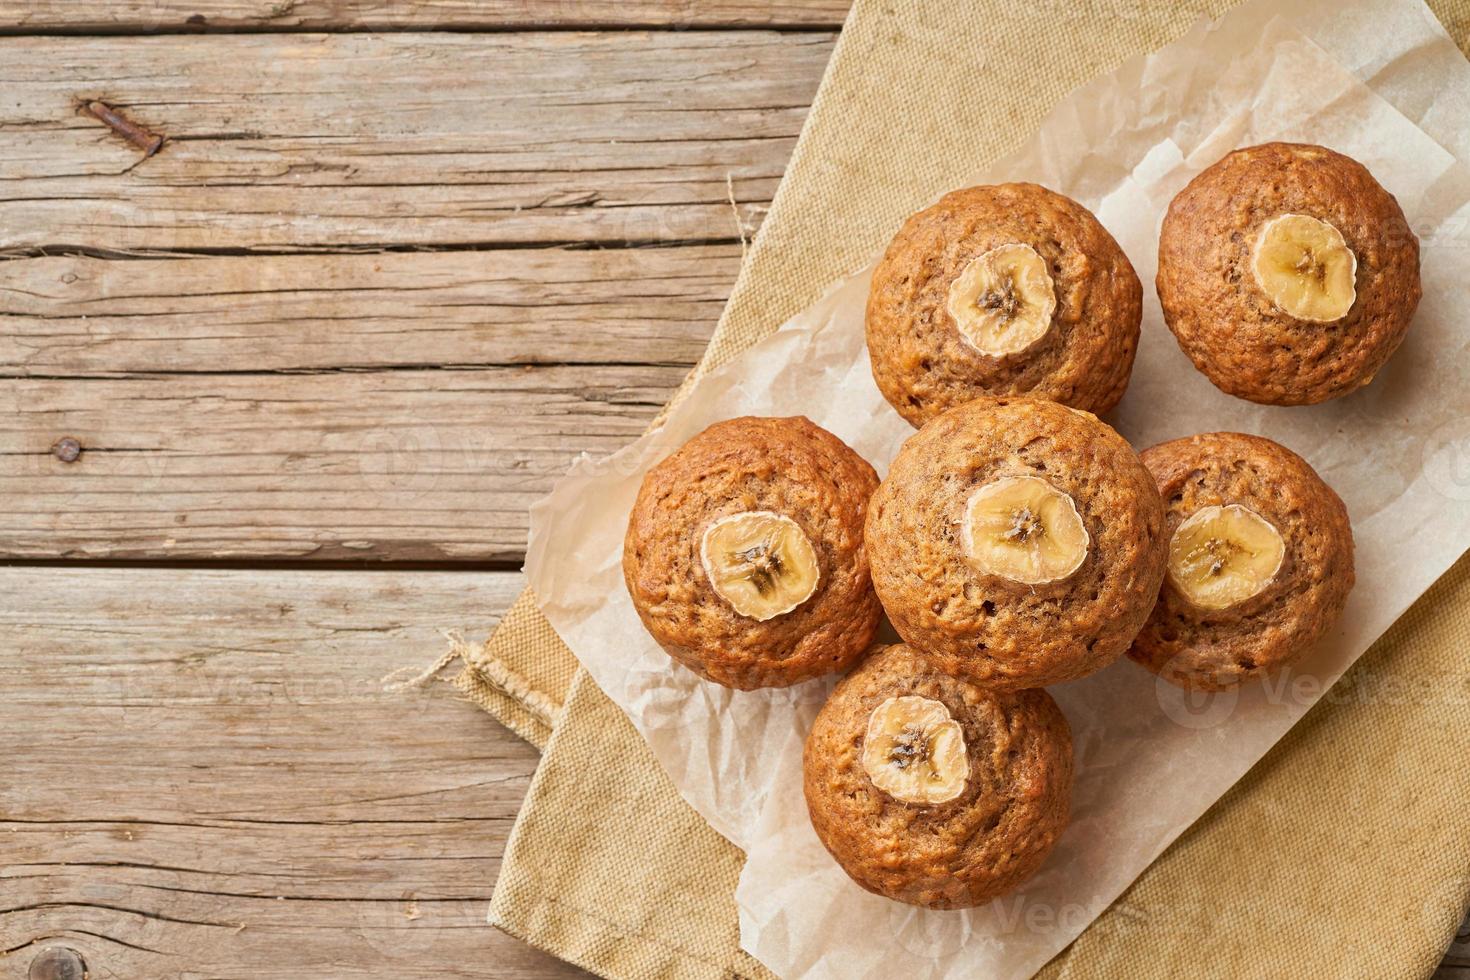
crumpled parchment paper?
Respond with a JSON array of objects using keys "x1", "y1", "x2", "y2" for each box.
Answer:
[{"x1": 525, "y1": 0, "x2": 1470, "y2": 974}]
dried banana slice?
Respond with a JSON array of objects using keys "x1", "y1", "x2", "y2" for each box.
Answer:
[
  {"x1": 1251, "y1": 213, "x2": 1357, "y2": 322},
  {"x1": 861, "y1": 695, "x2": 968, "y2": 805},
  {"x1": 1167, "y1": 503, "x2": 1285, "y2": 610},
  {"x1": 961, "y1": 475, "x2": 1089, "y2": 585},
  {"x1": 700, "y1": 510, "x2": 820, "y2": 621},
  {"x1": 946, "y1": 243, "x2": 1058, "y2": 356}
]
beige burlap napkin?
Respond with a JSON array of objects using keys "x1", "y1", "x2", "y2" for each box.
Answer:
[{"x1": 473, "y1": 1, "x2": 1470, "y2": 976}]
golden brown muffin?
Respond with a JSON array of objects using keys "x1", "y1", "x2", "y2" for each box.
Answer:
[
  {"x1": 865, "y1": 397, "x2": 1167, "y2": 689},
  {"x1": 1157, "y1": 142, "x2": 1420, "y2": 405},
  {"x1": 623, "y1": 416, "x2": 882, "y2": 689},
  {"x1": 1127, "y1": 432, "x2": 1355, "y2": 691},
  {"x1": 866, "y1": 182, "x2": 1142, "y2": 426},
  {"x1": 804, "y1": 644, "x2": 1073, "y2": 909}
]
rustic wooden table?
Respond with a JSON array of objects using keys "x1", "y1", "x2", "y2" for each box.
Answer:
[{"x1": 0, "y1": 3, "x2": 1465, "y2": 979}]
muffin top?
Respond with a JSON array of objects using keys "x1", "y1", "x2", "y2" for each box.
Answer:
[
  {"x1": 1157, "y1": 142, "x2": 1420, "y2": 405},
  {"x1": 1128, "y1": 432, "x2": 1355, "y2": 691},
  {"x1": 803, "y1": 643, "x2": 1073, "y2": 909},
  {"x1": 623, "y1": 415, "x2": 881, "y2": 690},
  {"x1": 866, "y1": 182, "x2": 1142, "y2": 426},
  {"x1": 865, "y1": 397, "x2": 1167, "y2": 689}
]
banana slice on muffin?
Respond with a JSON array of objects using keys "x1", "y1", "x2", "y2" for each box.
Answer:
[
  {"x1": 961, "y1": 475, "x2": 1091, "y2": 585},
  {"x1": 805, "y1": 644, "x2": 1073, "y2": 909},
  {"x1": 861, "y1": 695, "x2": 968, "y2": 805},
  {"x1": 1128, "y1": 432, "x2": 1355, "y2": 691},
  {"x1": 700, "y1": 511, "x2": 820, "y2": 622},
  {"x1": 1250, "y1": 213, "x2": 1358, "y2": 322},
  {"x1": 1158, "y1": 142, "x2": 1420, "y2": 405},
  {"x1": 865, "y1": 397, "x2": 1167, "y2": 690},
  {"x1": 945, "y1": 243, "x2": 1058, "y2": 357},
  {"x1": 867, "y1": 182, "x2": 1142, "y2": 426},
  {"x1": 623, "y1": 416, "x2": 882, "y2": 690},
  {"x1": 1166, "y1": 503, "x2": 1285, "y2": 610}
]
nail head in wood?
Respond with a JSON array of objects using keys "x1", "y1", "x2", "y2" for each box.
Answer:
[
  {"x1": 52, "y1": 437, "x2": 82, "y2": 463},
  {"x1": 80, "y1": 100, "x2": 164, "y2": 157},
  {"x1": 28, "y1": 946, "x2": 87, "y2": 980}
]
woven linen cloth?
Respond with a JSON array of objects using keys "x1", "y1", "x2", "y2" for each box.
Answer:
[{"x1": 474, "y1": 0, "x2": 1470, "y2": 976}]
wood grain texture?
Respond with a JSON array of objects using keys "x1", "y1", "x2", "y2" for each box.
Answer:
[
  {"x1": 0, "y1": 0, "x2": 850, "y2": 32},
  {"x1": 0, "y1": 565, "x2": 590, "y2": 979},
  {"x1": 0, "y1": 246, "x2": 735, "y2": 375},
  {"x1": 1, "y1": 362, "x2": 682, "y2": 561},
  {"x1": 0, "y1": 28, "x2": 833, "y2": 564},
  {"x1": 0, "y1": 31, "x2": 831, "y2": 252},
  {"x1": 0, "y1": 245, "x2": 733, "y2": 561}
]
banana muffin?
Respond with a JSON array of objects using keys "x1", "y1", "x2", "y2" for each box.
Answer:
[
  {"x1": 1157, "y1": 142, "x2": 1421, "y2": 405},
  {"x1": 623, "y1": 416, "x2": 882, "y2": 690},
  {"x1": 866, "y1": 182, "x2": 1142, "y2": 426},
  {"x1": 865, "y1": 397, "x2": 1167, "y2": 690},
  {"x1": 804, "y1": 643, "x2": 1073, "y2": 909},
  {"x1": 1127, "y1": 432, "x2": 1355, "y2": 691}
]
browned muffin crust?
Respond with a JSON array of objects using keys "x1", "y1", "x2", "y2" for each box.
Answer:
[
  {"x1": 1157, "y1": 142, "x2": 1421, "y2": 405},
  {"x1": 804, "y1": 644, "x2": 1073, "y2": 909},
  {"x1": 865, "y1": 397, "x2": 1167, "y2": 689},
  {"x1": 1128, "y1": 432, "x2": 1355, "y2": 691},
  {"x1": 623, "y1": 416, "x2": 881, "y2": 689},
  {"x1": 866, "y1": 182, "x2": 1142, "y2": 426}
]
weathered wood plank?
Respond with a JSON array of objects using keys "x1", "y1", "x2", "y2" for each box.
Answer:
[
  {"x1": 0, "y1": 566, "x2": 588, "y2": 979},
  {"x1": 0, "y1": 32, "x2": 831, "y2": 251},
  {"x1": 0, "y1": 362, "x2": 680, "y2": 561},
  {"x1": 0, "y1": 0, "x2": 849, "y2": 31},
  {"x1": 0, "y1": 245, "x2": 736, "y2": 374},
  {"x1": 0, "y1": 245, "x2": 734, "y2": 561}
]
